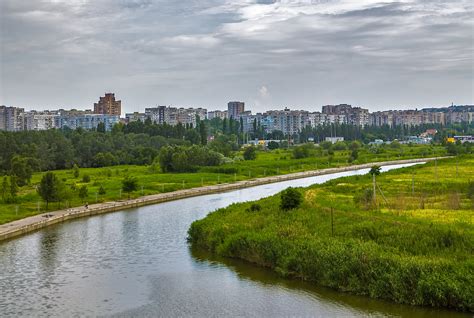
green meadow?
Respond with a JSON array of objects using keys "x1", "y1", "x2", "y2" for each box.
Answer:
[
  {"x1": 188, "y1": 155, "x2": 474, "y2": 311},
  {"x1": 0, "y1": 144, "x2": 446, "y2": 224}
]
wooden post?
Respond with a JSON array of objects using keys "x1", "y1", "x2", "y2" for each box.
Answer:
[
  {"x1": 412, "y1": 172, "x2": 415, "y2": 196},
  {"x1": 435, "y1": 158, "x2": 438, "y2": 182}
]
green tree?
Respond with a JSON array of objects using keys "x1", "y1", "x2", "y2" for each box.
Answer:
[
  {"x1": 280, "y1": 187, "x2": 302, "y2": 211},
  {"x1": 369, "y1": 165, "x2": 381, "y2": 176},
  {"x1": 96, "y1": 122, "x2": 106, "y2": 133},
  {"x1": 9, "y1": 175, "x2": 19, "y2": 203},
  {"x1": 10, "y1": 155, "x2": 33, "y2": 186},
  {"x1": 98, "y1": 185, "x2": 106, "y2": 195},
  {"x1": 82, "y1": 174, "x2": 91, "y2": 183},
  {"x1": 349, "y1": 148, "x2": 359, "y2": 162},
  {"x1": 1, "y1": 176, "x2": 8, "y2": 202},
  {"x1": 243, "y1": 146, "x2": 257, "y2": 160},
  {"x1": 122, "y1": 176, "x2": 138, "y2": 199},
  {"x1": 78, "y1": 185, "x2": 88, "y2": 202},
  {"x1": 267, "y1": 141, "x2": 279, "y2": 150},
  {"x1": 73, "y1": 164, "x2": 80, "y2": 178},
  {"x1": 37, "y1": 172, "x2": 62, "y2": 208},
  {"x1": 199, "y1": 121, "x2": 207, "y2": 145}
]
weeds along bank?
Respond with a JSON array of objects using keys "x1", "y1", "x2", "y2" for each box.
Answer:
[{"x1": 188, "y1": 156, "x2": 474, "y2": 311}]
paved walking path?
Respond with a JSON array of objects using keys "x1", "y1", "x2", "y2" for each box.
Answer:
[{"x1": 0, "y1": 157, "x2": 448, "y2": 242}]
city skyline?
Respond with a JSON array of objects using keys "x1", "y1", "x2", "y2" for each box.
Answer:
[{"x1": 1, "y1": 0, "x2": 473, "y2": 112}]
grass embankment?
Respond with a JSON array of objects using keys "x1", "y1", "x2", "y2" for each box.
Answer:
[
  {"x1": 0, "y1": 144, "x2": 446, "y2": 225},
  {"x1": 188, "y1": 156, "x2": 474, "y2": 311}
]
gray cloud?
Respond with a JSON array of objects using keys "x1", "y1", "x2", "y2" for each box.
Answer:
[{"x1": 0, "y1": 0, "x2": 472, "y2": 113}]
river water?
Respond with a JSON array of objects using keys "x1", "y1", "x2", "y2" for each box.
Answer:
[{"x1": 0, "y1": 163, "x2": 468, "y2": 317}]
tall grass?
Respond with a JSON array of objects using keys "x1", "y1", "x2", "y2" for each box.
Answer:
[{"x1": 188, "y1": 156, "x2": 474, "y2": 311}]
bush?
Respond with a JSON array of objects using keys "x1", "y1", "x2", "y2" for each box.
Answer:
[
  {"x1": 292, "y1": 143, "x2": 314, "y2": 159},
  {"x1": 267, "y1": 141, "x2": 280, "y2": 150},
  {"x1": 243, "y1": 146, "x2": 257, "y2": 161},
  {"x1": 98, "y1": 185, "x2": 106, "y2": 195},
  {"x1": 280, "y1": 187, "x2": 302, "y2": 211},
  {"x1": 247, "y1": 203, "x2": 262, "y2": 212},
  {"x1": 82, "y1": 174, "x2": 91, "y2": 183},
  {"x1": 158, "y1": 145, "x2": 223, "y2": 172},
  {"x1": 354, "y1": 188, "x2": 374, "y2": 209}
]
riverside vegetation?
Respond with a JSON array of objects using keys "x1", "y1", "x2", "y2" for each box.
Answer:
[
  {"x1": 0, "y1": 142, "x2": 451, "y2": 225},
  {"x1": 188, "y1": 156, "x2": 474, "y2": 311}
]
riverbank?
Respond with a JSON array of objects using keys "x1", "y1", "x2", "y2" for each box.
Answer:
[
  {"x1": 0, "y1": 157, "x2": 447, "y2": 242},
  {"x1": 188, "y1": 156, "x2": 473, "y2": 311}
]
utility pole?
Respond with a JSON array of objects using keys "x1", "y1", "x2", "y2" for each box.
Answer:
[{"x1": 373, "y1": 173, "x2": 377, "y2": 207}]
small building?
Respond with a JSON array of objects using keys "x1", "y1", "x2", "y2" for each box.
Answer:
[
  {"x1": 454, "y1": 135, "x2": 474, "y2": 143},
  {"x1": 325, "y1": 137, "x2": 344, "y2": 144}
]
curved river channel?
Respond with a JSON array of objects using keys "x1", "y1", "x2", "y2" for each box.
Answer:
[{"x1": 0, "y1": 163, "x2": 468, "y2": 317}]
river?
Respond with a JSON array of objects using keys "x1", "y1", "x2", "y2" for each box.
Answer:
[{"x1": 0, "y1": 163, "x2": 468, "y2": 317}]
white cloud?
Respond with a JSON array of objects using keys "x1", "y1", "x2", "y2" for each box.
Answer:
[{"x1": 1, "y1": 0, "x2": 472, "y2": 111}]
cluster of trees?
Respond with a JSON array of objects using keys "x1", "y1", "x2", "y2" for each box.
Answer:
[
  {"x1": 291, "y1": 141, "x2": 362, "y2": 161},
  {"x1": 1, "y1": 176, "x2": 19, "y2": 203},
  {"x1": 34, "y1": 171, "x2": 139, "y2": 208},
  {"x1": 157, "y1": 145, "x2": 223, "y2": 173},
  {"x1": 445, "y1": 141, "x2": 473, "y2": 155},
  {"x1": 0, "y1": 122, "x2": 209, "y2": 174}
]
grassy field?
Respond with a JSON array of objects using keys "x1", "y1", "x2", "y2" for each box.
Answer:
[
  {"x1": 0, "y1": 144, "x2": 446, "y2": 225},
  {"x1": 188, "y1": 155, "x2": 474, "y2": 311}
]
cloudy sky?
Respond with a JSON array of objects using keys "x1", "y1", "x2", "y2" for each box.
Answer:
[{"x1": 1, "y1": 0, "x2": 473, "y2": 114}]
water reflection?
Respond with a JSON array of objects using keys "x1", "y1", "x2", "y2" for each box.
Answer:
[
  {"x1": 1, "y1": 163, "x2": 469, "y2": 317},
  {"x1": 190, "y1": 247, "x2": 469, "y2": 318}
]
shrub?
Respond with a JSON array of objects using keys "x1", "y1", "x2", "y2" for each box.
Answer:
[
  {"x1": 73, "y1": 164, "x2": 80, "y2": 178},
  {"x1": 280, "y1": 187, "x2": 302, "y2": 211},
  {"x1": 247, "y1": 203, "x2": 262, "y2": 212},
  {"x1": 243, "y1": 146, "x2": 257, "y2": 161},
  {"x1": 82, "y1": 174, "x2": 91, "y2": 183},
  {"x1": 78, "y1": 185, "x2": 88, "y2": 202},
  {"x1": 292, "y1": 143, "x2": 314, "y2": 159},
  {"x1": 267, "y1": 141, "x2": 280, "y2": 150},
  {"x1": 354, "y1": 188, "x2": 374, "y2": 209},
  {"x1": 98, "y1": 185, "x2": 106, "y2": 195}
]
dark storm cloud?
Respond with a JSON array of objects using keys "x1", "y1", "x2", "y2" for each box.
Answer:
[{"x1": 0, "y1": 0, "x2": 472, "y2": 112}]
